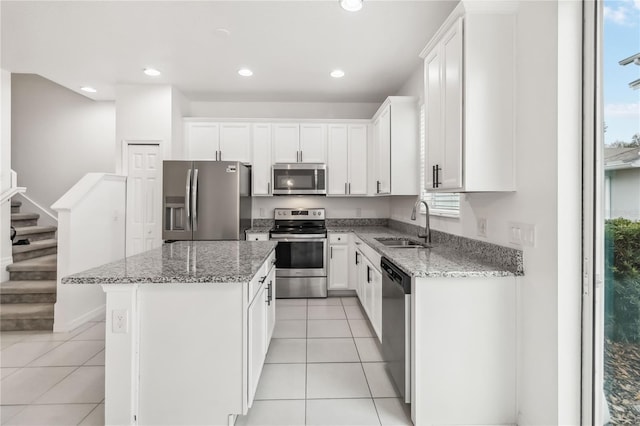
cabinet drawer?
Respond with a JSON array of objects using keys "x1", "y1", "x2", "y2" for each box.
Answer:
[
  {"x1": 329, "y1": 233, "x2": 349, "y2": 244},
  {"x1": 246, "y1": 232, "x2": 269, "y2": 241},
  {"x1": 249, "y1": 251, "x2": 276, "y2": 302}
]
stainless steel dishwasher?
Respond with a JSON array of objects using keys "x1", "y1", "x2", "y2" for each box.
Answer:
[{"x1": 381, "y1": 257, "x2": 411, "y2": 404}]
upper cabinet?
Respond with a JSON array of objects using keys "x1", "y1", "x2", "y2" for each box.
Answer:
[
  {"x1": 421, "y1": 2, "x2": 516, "y2": 192},
  {"x1": 327, "y1": 124, "x2": 368, "y2": 196},
  {"x1": 273, "y1": 123, "x2": 327, "y2": 164},
  {"x1": 252, "y1": 124, "x2": 272, "y2": 196},
  {"x1": 371, "y1": 97, "x2": 419, "y2": 196},
  {"x1": 184, "y1": 121, "x2": 251, "y2": 163}
]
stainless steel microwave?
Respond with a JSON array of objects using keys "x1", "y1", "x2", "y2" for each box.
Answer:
[{"x1": 272, "y1": 163, "x2": 327, "y2": 195}]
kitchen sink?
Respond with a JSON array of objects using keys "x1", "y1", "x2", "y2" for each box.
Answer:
[{"x1": 375, "y1": 238, "x2": 431, "y2": 249}]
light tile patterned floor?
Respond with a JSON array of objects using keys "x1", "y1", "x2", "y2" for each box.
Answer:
[
  {"x1": 237, "y1": 297, "x2": 413, "y2": 426},
  {"x1": 0, "y1": 320, "x2": 105, "y2": 425},
  {"x1": 0, "y1": 297, "x2": 412, "y2": 426}
]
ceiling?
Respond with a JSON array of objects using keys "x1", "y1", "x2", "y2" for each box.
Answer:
[{"x1": 1, "y1": 1, "x2": 457, "y2": 103}]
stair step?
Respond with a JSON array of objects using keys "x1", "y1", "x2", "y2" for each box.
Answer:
[
  {"x1": 0, "y1": 303, "x2": 54, "y2": 331},
  {"x1": 0, "y1": 303, "x2": 54, "y2": 319},
  {"x1": 7, "y1": 254, "x2": 57, "y2": 272},
  {"x1": 11, "y1": 201, "x2": 22, "y2": 214},
  {"x1": 14, "y1": 226, "x2": 57, "y2": 242},
  {"x1": 12, "y1": 239, "x2": 57, "y2": 262},
  {"x1": 11, "y1": 212, "x2": 39, "y2": 227},
  {"x1": 0, "y1": 280, "x2": 57, "y2": 302}
]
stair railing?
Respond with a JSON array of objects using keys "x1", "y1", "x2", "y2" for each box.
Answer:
[
  {"x1": 0, "y1": 170, "x2": 26, "y2": 203},
  {"x1": 51, "y1": 173, "x2": 127, "y2": 332}
]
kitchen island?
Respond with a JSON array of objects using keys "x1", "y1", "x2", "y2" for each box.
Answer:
[{"x1": 63, "y1": 241, "x2": 277, "y2": 426}]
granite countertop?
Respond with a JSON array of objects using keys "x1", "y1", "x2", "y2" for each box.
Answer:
[
  {"x1": 62, "y1": 241, "x2": 277, "y2": 284},
  {"x1": 328, "y1": 226, "x2": 522, "y2": 278},
  {"x1": 245, "y1": 227, "x2": 272, "y2": 233}
]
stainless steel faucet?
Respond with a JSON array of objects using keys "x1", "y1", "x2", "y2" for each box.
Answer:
[{"x1": 411, "y1": 198, "x2": 431, "y2": 244}]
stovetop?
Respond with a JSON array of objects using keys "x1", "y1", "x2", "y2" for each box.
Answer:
[{"x1": 271, "y1": 208, "x2": 326, "y2": 235}]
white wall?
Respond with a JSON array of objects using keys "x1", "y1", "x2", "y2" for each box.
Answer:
[
  {"x1": 11, "y1": 74, "x2": 115, "y2": 216},
  {"x1": 53, "y1": 174, "x2": 126, "y2": 331},
  {"x1": 115, "y1": 85, "x2": 174, "y2": 173},
  {"x1": 1, "y1": 70, "x2": 12, "y2": 281},
  {"x1": 189, "y1": 101, "x2": 379, "y2": 120},
  {"x1": 609, "y1": 168, "x2": 640, "y2": 220},
  {"x1": 390, "y1": 2, "x2": 583, "y2": 424},
  {"x1": 253, "y1": 196, "x2": 390, "y2": 219}
]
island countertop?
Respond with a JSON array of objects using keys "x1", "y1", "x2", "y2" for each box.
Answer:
[{"x1": 62, "y1": 240, "x2": 277, "y2": 284}]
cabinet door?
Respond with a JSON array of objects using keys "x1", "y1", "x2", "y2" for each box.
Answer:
[
  {"x1": 265, "y1": 266, "x2": 276, "y2": 346},
  {"x1": 248, "y1": 285, "x2": 266, "y2": 406},
  {"x1": 362, "y1": 258, "x2": 374, "y2": 321},
  {"x1": 375, "y1": 106, "x2": 391, "y2": 194},
  {"x1": 355, "y1": 249, "x2": 364, "y2": 301},
  {"x1": 252, "y1": 124, "x2": 272, "y2": 196},
  {"x1": 219, "y1": 123, "x2": 252, "y2": 163},
  {"x1": 371, "y1": 267, "x2": 382, "y2": 342},
  {"x1": 441, "y1": 18, "x2": 463, "y2": 190},
  {"x1": 273, "y1": 124, "x2": 300, "y2": 163},
  {"x1": 299, "y1": 124, "x2": 327, "y2": 163},
  {"x1": 425, "y1": 48, "x2": 442, "y2": 190},
  {"x1": 185, "y1": 122, "x2": 219, "y2": 160},
  {"x1": 329, "y1": 244, "x2": 349, "y2": 290},
  {"x1": 327, "y1": 125, "x2": 349, "y2": 195},
  {"x1": 348, "y1": 125, "x2": 368, "y2": 195},
  {"x1": 246, "y1": 233, "x2": 269, "y2": 241}
]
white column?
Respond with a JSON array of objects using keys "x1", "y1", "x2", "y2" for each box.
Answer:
[{"x1": 1, "y1": 70, "x2": 12, "y2": 281}]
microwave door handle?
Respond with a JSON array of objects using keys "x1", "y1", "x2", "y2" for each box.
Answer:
[
  {"x1": 192, "y1": 168, "x2": 199, "y2": 231},
  {"x1": 185, "y1": 168, "x2": 192, "y2": 230}
]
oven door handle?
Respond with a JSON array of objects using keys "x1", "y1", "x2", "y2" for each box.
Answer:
[{"x1": 270, "y1": 235, "x2": 327, "y2": 241}]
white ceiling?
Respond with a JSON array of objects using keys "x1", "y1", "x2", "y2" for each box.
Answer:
[{"x1": 1, "y1": 1, "x2": 457, "y2": 103}]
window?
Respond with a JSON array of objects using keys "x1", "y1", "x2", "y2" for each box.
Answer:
[{"x1": 418, "y1": 104, "x2": 460, "y2": 217}]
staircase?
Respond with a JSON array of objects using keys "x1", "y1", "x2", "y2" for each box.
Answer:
[{"x1": 0, "y1": 200, "x2": 58, "y2": 331}]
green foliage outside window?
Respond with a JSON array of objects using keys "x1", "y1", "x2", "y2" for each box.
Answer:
[{"x1": 604, "y1": 218, "x2": 640, "y2": 342}]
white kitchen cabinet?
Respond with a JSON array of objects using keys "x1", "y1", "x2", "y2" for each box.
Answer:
[
  {"x1": 265, "y1": 264, "x2": 276, "y2": 344},
  {"x1": 219, "y1": 123, "x2": 252, "y2": 163},
  {"x1": 184, "y1": 122, "x2": 219, "y2": 160},
  {"x1": 184, "y1": 121, "x2": 251, "y2": 163},
  {"x1": 272, "y1": 123, "x2": 299, "y2": 163},
  {"x1": 421, "y1": 3, "x2": 516, "y2": 192},
  {"x1": 247, "y1": 281, "x2": 267, "y2": 406},
  {"x1": 327, "y1": 124, "x2": 368, "y2": 196},
  {"x1": 299, "y1": 124, "x2": 327, "y2": 163},
  {"x1": 252, "y1": 124, "x2": 272, "y2": 196},
  {"x1": 371, "y1": 97, "x2": 419, "y2": 196},
  {"x1": 246, "y1": 232, "x2": 269, "y2": 241},
  {"x1": 328, "y1": 233, "x2": 350, "y2": 290},
  {"x1": 273, "y1": 123, "x2": 327, "y2": 164},
  {"x1": 354, "y1": 239, "x2": 382, "y2": 342}
]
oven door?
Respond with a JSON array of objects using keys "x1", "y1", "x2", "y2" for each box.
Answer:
[
  {"x1": 272, "y1": 164, "x2": 326, "y2": 195},
  {"x1": 270, "y1": 235, "x2": 327, "y2": 277}
]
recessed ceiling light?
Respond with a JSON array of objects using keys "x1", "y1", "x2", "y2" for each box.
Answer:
[
  {"x1": 143, "y1": 68, "x2": 161, "y2": 77},
  {"x1": 238, "y1": 68, "x2": 253, "y2": 77},
  {"x1": 80, "y1": 86, "x2": 97, "y2": 93},
  {"x1": 340, "y1": 0, "x2": 363, "y2": 12},
  {"x1": 330, "y1": 70, "x2": 345, "y2": 78},
  {"x1": 215, "y1": 28, "x2": 231, "y2": 37}
]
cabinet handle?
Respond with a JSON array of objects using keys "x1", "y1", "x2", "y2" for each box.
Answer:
[
  {"x1": 376, "y1": 180, "x2": 380, "y2": 194},
  {"x1": 300, "y1": 151, "x2": 303, "y2": 162},
  {"x1": 259, "y1": 275, "x2": 267, "y2": 284},
  {"x1": 432, "y1": 165, "x2": 436, "y2": 189},
  {"x1": 355, "y1": 252, "x2": 359, "y2": 265},
  {"x1": 435, "y1": 164, "x2": 442, "y2": 188},
  {"x1": 348, "y1": 183, "x2": 351, "y2": 194},
  {"x1": 267, "y1": 281, "x2": 273, "y2": 305},
  {"x1": 367, "y1": 266, "x2": 371, "y2": 283},
  {"x1": 268, "y1": 182, "x2": 271, "y2": 195},
  {"x1": 345, "y1": 182, "x2": 348, "y2": 195},
  {"x1": 330, "y1": 246, "x2": 333, "y2": 259}
]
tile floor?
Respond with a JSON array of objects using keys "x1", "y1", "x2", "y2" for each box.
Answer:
[
  {"x1": 236, "y1": 297, "x2": 413, "y2": 426},
  {"x1": 0, "y1": 320, "x2": 105, "y2": 425},
  {"x1": 0, "y1": 297, "x2": 412, "y2": 426}
]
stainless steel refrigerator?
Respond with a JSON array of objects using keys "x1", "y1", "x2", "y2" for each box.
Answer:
[{"x1": 162, "y1": 161, "x2": 252, "y2": 241}]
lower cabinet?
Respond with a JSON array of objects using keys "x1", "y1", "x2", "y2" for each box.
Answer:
[
  {"x1": 354, "y1": 240, "x2": 382, "y2": 342},
  {"x1": 248, "y1": 259, "x2": 276, "y2": 407},
  {"x1": 328, "y1": 233, "x2": 352, "y2": 290}
]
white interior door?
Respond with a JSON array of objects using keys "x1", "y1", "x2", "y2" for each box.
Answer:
[{"x1": 127, "y1": 144, "x2": 162, "y2": 257}]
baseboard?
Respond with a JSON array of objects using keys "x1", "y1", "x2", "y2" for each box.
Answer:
[
  {"x1": 1, "y1": 255, "x2": 12, "y2": 282},
  {"x1": 53, "y1": 304, "x2": 106, "y2": 332}
]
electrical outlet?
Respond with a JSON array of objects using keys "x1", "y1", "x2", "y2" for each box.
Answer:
[
  {"x1": 508, "y1": 222, "x2": 536, "y2": 247},
  {"x1": 477, "y1": 218, "x2": 487, "y2": 238},
  {"x1": 112, "y1": 309, "x2": 128, "y2": 333},
  {"x1": 508, "y1": 222, "x2": 522, "y2": 246},
  {"x1": 259, "y1": 208, "x2": 265, "y2": 217}
]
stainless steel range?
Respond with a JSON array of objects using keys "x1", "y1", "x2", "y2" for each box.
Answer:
[{"x1": 269, "y1": 208, "x2": 327, "y2": 298}]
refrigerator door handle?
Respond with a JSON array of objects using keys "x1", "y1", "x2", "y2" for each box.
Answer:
[
  {"x1": 185, "y1": 168, "x2": 192, "y2": 230},
  {"x1": 192, "y1": 168, "x2": 199, "y2": 231}
]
